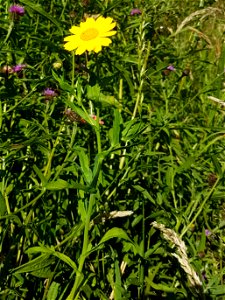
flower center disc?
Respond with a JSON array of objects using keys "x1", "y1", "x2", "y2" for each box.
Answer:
[{"x1": 80, "y1": 28, "x2": 99, "y2": 41}]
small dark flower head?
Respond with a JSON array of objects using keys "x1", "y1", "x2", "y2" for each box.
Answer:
[
  {"x1": 64, "y1": 109, "x2": 85, "y2": 123},
  {"x1": 43, "y1": 88, "x2": 57, "y2": 99},
  {"x1": 12, "y1": 64, "x2": 26, "y2": 73},
  {"x1": 64, "y1": 109, "x2": 104, "y2": 125},
  {"x1": 208, "y1": 173, "x2": 217, "y2": 187},
  {"x1": 9, "y1": 5, "x2": 25, "y2": 16},
  {"x1": 182, "y1": 68, "x2": 190, "y2": 77},
  {"x1": 130, "y1": 8, "x2": 142, "y2": 16},
  {"x1": 81, "y1": 0, "x2": 90, "y2": 6},
  {"x1": 198, "y1": 251, "x2": 205, "y2": 258}
]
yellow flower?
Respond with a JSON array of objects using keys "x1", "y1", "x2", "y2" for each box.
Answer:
[{"x1": 64, "y1": 16, "x2": 117, "y2": 55}]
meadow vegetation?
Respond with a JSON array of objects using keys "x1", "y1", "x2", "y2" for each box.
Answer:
[{"x1": 1, "y1": 0, "x2": 225, "y2": 299}]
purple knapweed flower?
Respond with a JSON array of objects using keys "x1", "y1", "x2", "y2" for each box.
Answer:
[
  {"x1": 205, "y1": 229, "x2": 212, "y2": 237},
  {"x1": 130, "y1": 8, "x2": 142, "y2": 16},
  {"x1": 43, "y1": 88, "x2": 57, "y2": 99},
  {"x1": 12, "y1": 64, "x2": 26, "y2": 73},
  {"x1": 167, "y1": 65, "x2": 176, "y2": 71},
  {"x1": 9, "y1": 5, "x2": 25, "y2": 16}
]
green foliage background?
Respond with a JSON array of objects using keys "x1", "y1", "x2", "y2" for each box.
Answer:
[{"x1": 1, "y1": 0, "x2": 225, "y2": 299}]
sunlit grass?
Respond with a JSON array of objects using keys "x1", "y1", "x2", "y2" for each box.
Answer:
[{"x1": 1, "y1": 0, "x2": 225, "y2": 299}]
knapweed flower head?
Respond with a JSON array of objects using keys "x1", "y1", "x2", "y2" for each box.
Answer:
[
  {"x1": 64, "y1": 109, "x2": 104, "y2": 125},
  {"x1": 167, "y1": 65, "x2": 176, "y2": 71},
  {"x1": 43, "y1": 88, "x2": 57, "y2": 99},
  {"x1": 9, "y1": 4, "x2": 25, "y2": 16},
  {"x1": 90, "y1": 114, "x2": 104, "y2": 125},
  {"x1": 162, "y1": 65, "x2": 175, "y2": 77},
  {"x1": 130, "y1": 8, "x2": 142, "y2": 16},
  {"x1": 12, "y1": 64, "x2": 26, "y2": 73},
  {"x1": 205, "y1": 229, "x2": 212, "y2": 237},
  {"x1": 64, "y1": 16, "x2": 117, "y2": 55}
]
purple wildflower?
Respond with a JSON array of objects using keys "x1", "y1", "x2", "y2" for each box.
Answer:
[
  {"x1": 205, "y1": 229, "x2": 212, "y2": 237},
  {"x1": 9, "y1": 5, "x2": 25, "y2": 16},
  {"x1": 12, "y1": 64, "x2": 26, "y2": 73},
  {"x1": 43, "y1": 88, "x2": 57, "y2": 99},
  {"x1": 167, "y1": 65, "x2": 176, "y2": 71},
  {"x1": 130, "y1": 8, "x2": 142, "y2": 16}
]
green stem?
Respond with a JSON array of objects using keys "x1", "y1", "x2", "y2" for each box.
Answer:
[
  {"x1": 44, "y1": 124, "x2": 64, "y2": 178},
  {"x1": 66, "y1": 194, "x2": 95, "y2": 300},
  {"x1": 69, "y1": 51, "x2": 76, "y2": 103},
  {"x1": 94, "y1": 125, "x2": 102, "y2": 154},
  {"x1": 139, "y1": 199, "x2": 145, "y2": 299},
  {"x1": 72, "y1": 51, "x2": 75, "y2": 89}
]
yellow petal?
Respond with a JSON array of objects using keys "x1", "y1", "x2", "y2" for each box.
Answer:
[
  {"x1": 93, "y1": 44, "x2": 102, "y2": 53},
  {"x1": 98, "y1": 38, "x2": 112, "y2": 46},
  {"x1": 76, "y1": 45, "x2": 87, "y2": 55},
  {"x1": 99, "y1": 30, "x2": 117, "y2": 37},
  {"x1": 64, "y1": 42, "x2": 77, "y2": 51},
  {"x1": 69, "y1": 26, "x2": 81, "y2": 35}
]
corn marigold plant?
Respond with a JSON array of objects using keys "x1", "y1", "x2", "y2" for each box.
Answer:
[{"x1": 64, "y1": 16, "x2": 117, "y2": 54}]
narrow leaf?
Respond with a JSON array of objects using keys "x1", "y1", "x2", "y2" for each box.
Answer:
[
  {"x1": 45, "y1": 179, "x2": 71, "y2": 190},
  {"x1": 99, "y1": 227, "x2": 132, "y2": 245},
  {"x1": 0, "y1": 191, "x2": 6, "y2": 216},
  {"x1": 47, "y1": 282, "x2": 60, "y2": 300}
]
